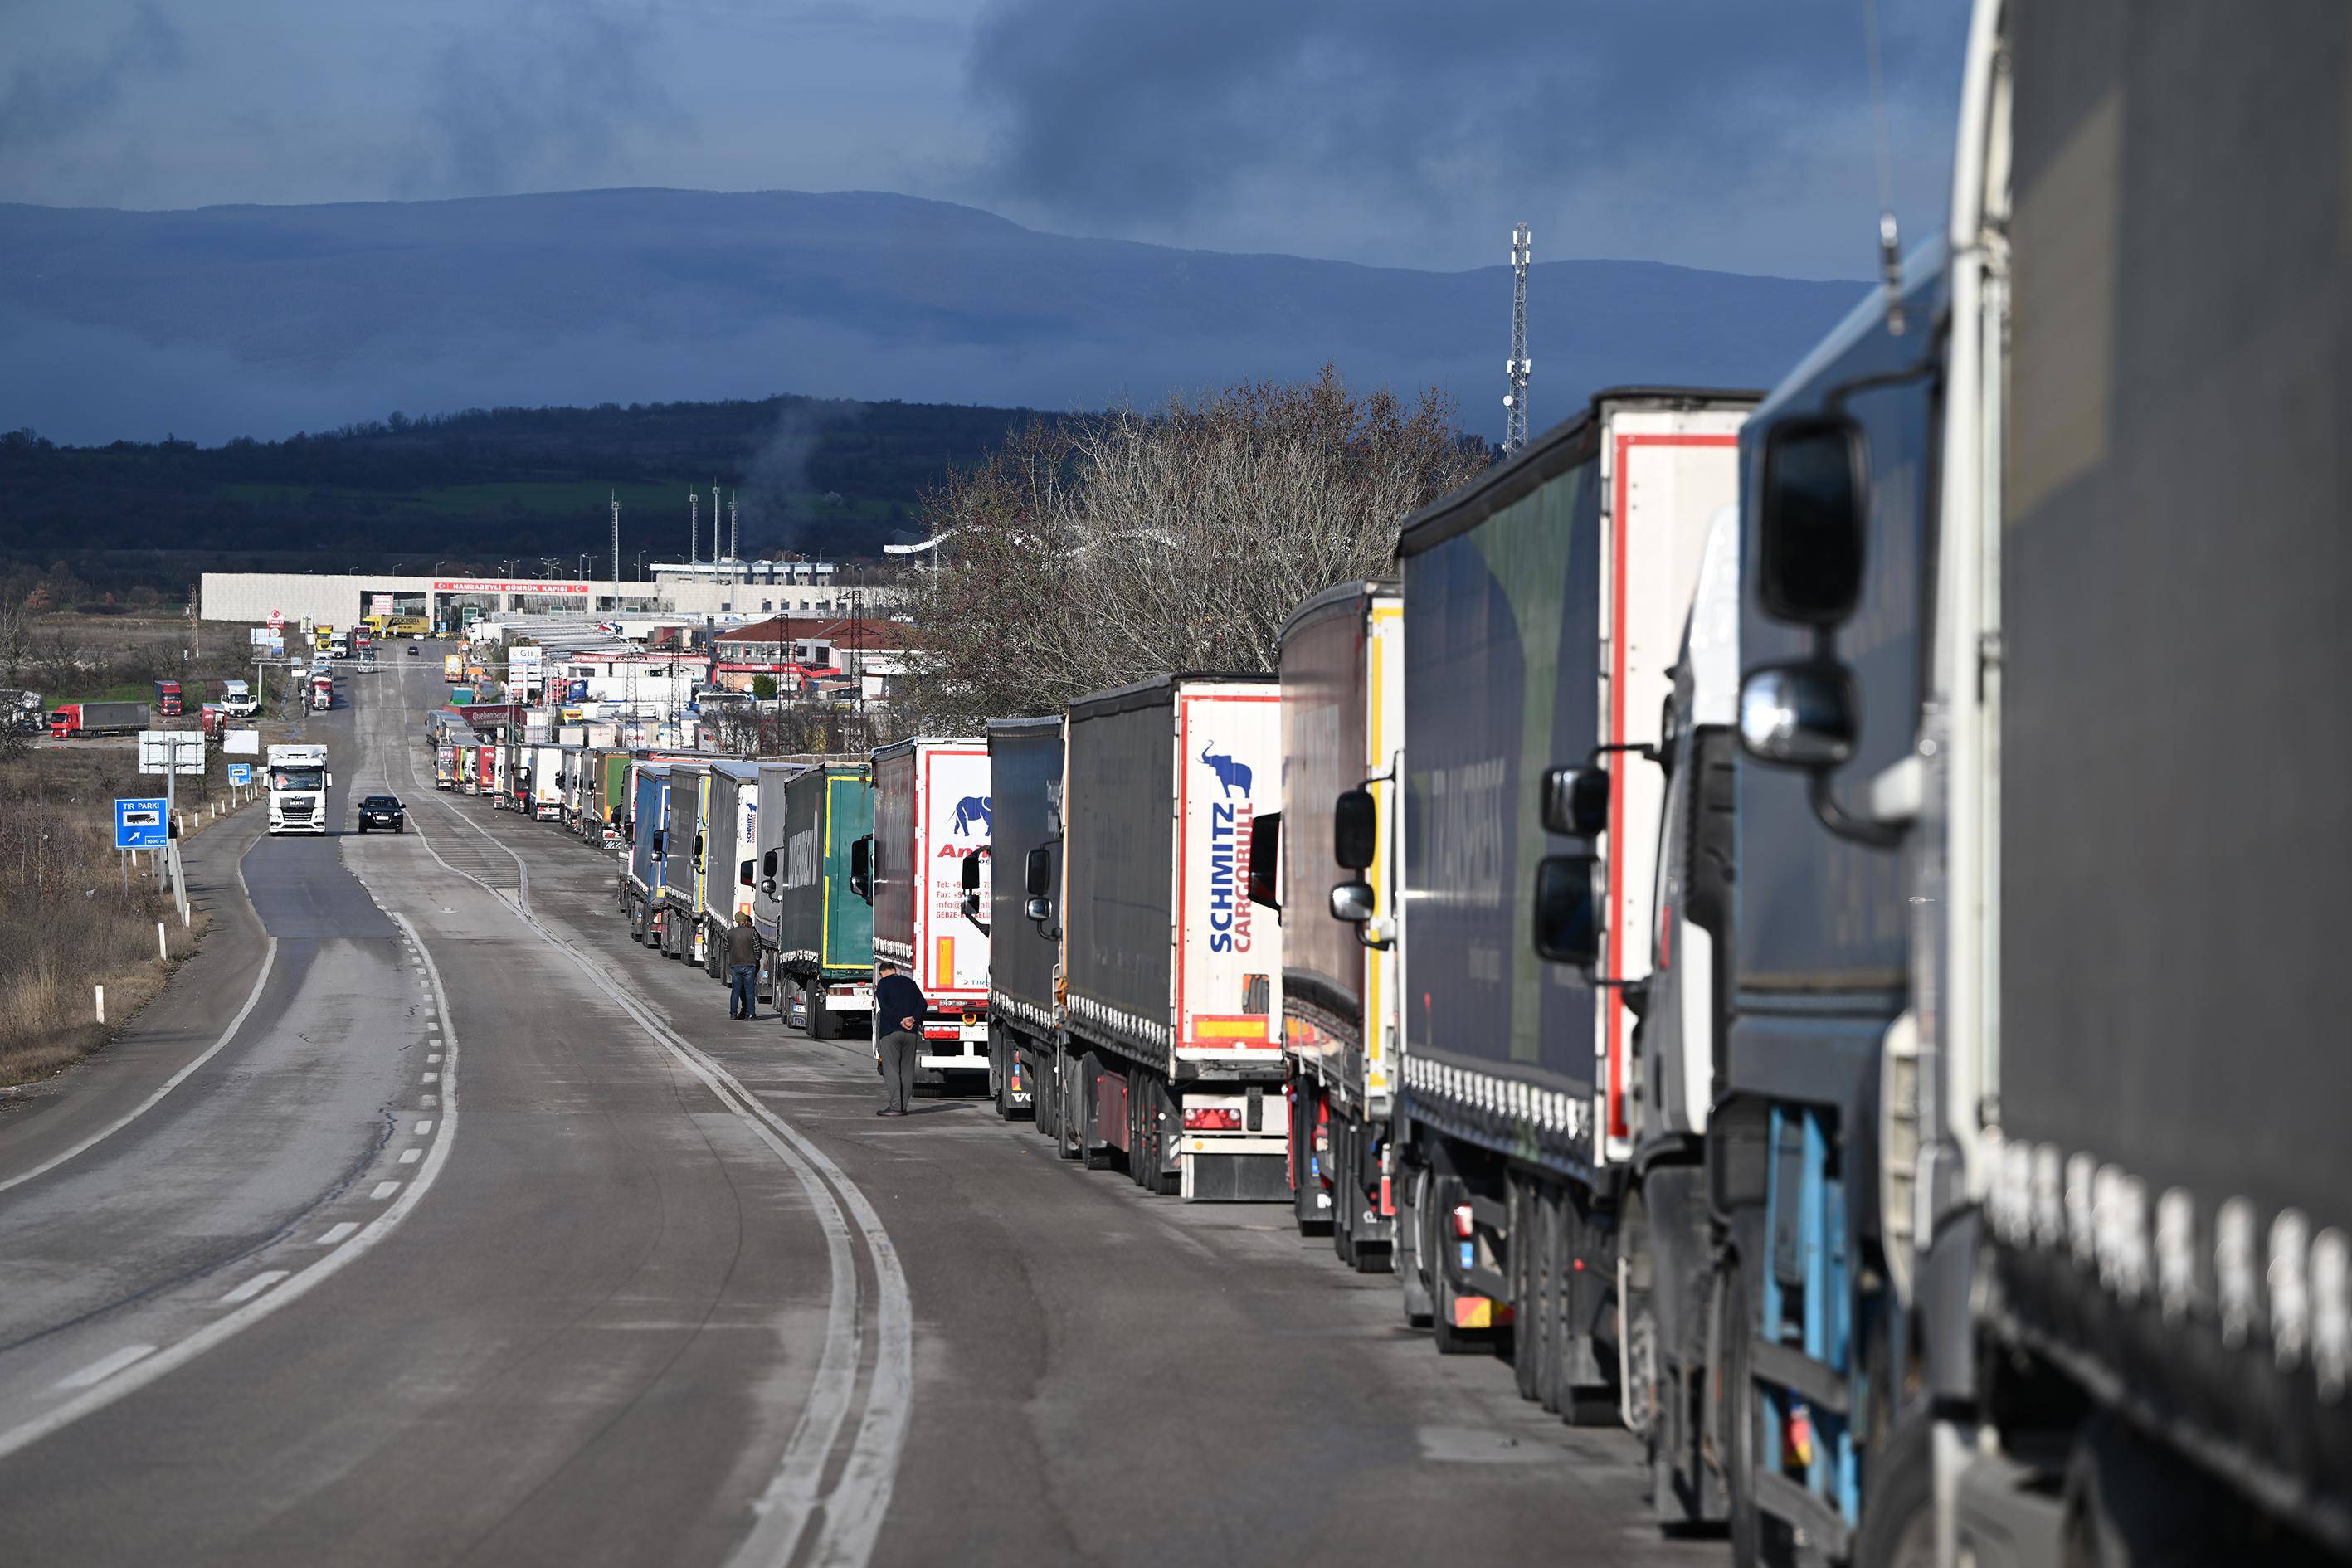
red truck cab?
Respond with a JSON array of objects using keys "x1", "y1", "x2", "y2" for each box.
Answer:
[{"x1": 154, "y1": 680, "x2": 183, "y2": 716}]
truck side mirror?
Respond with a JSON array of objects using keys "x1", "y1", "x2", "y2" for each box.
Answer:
[
  {"x1": 960, "y1": 851, "x2": 982, "y2": 892},
  {"x1": 850, "y1": 835, "x2": 872, "y2": 902},
  {"x1": 739, "y1": 859, "x2": 754, "y2": 888},
  {"x1": 1024, "y1": 845, "x2": 1051, "y2": 898},
  {"x1": 1542, "y1": 767, "x2": 1610, "y2": 838},
  {"x1": 1333, "y1": 789, "x2": 1376, "y2": 871},
  {"x1": 1025, "y1": 895, "x2": 1054, "y2": 925},
  {"x1": 762, "y1": 849, "x2": 778, "y2": 878},
  {"x1": 1738, "y1": 663, "x2": 1858, "y2": 770},
  {"x1": 760, "y1": 878, "x2": 777, "y2": 896},
  {"x1": 1757, "y1": 417, "x2": 1868, "y2": 628},
  {"x1": 1246, "y1": 811, "x2": 1281, "y2": 909},
  {"x1": 1328, "y1": 879, "x2": 1373, "y2": 923},
  {"x1": 1531, "y1": 853, "x2": 1600, "y2": 967}
]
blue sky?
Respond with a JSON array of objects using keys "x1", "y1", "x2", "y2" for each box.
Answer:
[{"x1": 1, "y1": 0, "x2": 1970, "y2": 280}]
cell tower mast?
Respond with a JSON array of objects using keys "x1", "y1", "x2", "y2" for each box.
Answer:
[
  {"x1": 689, "y1": 490, "x2": 699, "y2": 566},
  {"x1": 1505, "y1": 223, "x2": 1532, "y2": 455},
  {"x1": 611, "y1": 490, "x2": 621, "y2": 602},
  {"x1": 728, "y1": 491, "x2": 738, "y2": 568}
]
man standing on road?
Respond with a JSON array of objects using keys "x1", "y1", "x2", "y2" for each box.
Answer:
[
  {"x1": 726, "y1": 911, "x2": 762, "y2": 1021},
  {"x1": 873, "y1": 957, "x2": 924, "y2": 1117}
]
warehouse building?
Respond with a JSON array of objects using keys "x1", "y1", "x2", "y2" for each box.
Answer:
[{"x1": 197, "y1": 567, "x2": 889, "y2": 629}]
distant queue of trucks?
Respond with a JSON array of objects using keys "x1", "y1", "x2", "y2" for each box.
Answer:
[{"x1": 424, "y1": 9, "x2": 2346, "y2": 1560}]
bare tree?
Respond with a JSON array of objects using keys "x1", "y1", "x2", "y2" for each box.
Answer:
[
  {"x1": 898, "y1": 368, "x2": 1487, "y2": 730},
  {"x1": 0, "y1": 578, "x2": 33, "y2": 687}
]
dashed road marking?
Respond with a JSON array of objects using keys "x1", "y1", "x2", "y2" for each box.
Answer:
[
  {"x1": 316, "y1": 1223, "x2": 359, "y2": 1245},
  {"x1": 422, "y1": 1071, "x2": 439, "y2": 1082},
  {"x1": 369, "y1": 1181, "x2": 400, "y2": 1200},
  {"x1": 414, "y1": 1120, "x2": 435, "y2": 1134},
  {"x1": 55, "y1": 1346, "x2": 157, "y2": 1390},
  {"x1": 220, "y1": 1271, "x2": 290, "y2": 1306},
  {"x1": 398, "y1": 1148, "x2": 421, "y2": 1165}
]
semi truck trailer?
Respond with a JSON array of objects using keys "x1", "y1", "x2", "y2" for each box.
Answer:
[
  {"x1": 698, "y1": 760, "x2": 762, "y2": 980},
  {"x1": 1717, "y1": 5, "x2": 2352, "y2": 1562},
  {"x1": 1261, "y1": 581, "x2": 1403, "y2": 1269},
  {"x1": 621, "y1": 762, "x2": 672, "y2": 946},
  {"x1": 756, "y1": 762, "x2": 874, "y2": 1040},
  {"x1": 655, "y1": 761, "x2": 711, "y2": 962},
  {"x1": 867, "y1": 738, "x2": 991, "y2": 1083},
  {"x1": 1044, "y1": 674, "x2": 1284, "y2": 1200},
  {"x1": 983, "y1": 715, "x2": 1061, "y2": 1121},
  {"x1": 1383, "y1": 387, "x2": 1752, "y2": 1417},
  {"x1": 48, "y1": 701, "x2": 149, "y2": 738}
]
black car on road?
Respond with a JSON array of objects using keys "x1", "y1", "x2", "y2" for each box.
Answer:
[{"x1": 358, "y1": 795, "x2": 405, "y2": 833}]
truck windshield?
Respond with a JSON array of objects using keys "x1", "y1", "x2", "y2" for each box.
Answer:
[{"x1": 271, "y1": 769, "x2": 326, "y2": 791}]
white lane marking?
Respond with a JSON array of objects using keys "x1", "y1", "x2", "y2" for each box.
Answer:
[
  {"x1": 0, "y1": 910, "x2": 460, "y2": 1467},
  {"x1": 398, "y1": 1148, "x2": 421, "y2": 1165},
  {"x1": 55, "y1": 1345, "x2": 157, "y2": 1390},
  {"x1": 402, "y1": 780, "x2": 908, "y2": 1568},
  {"x1": 413, "y1": 1120, "x2": 435, "y2": 1134},
  {"x1": 421, "y1": 1093, "x2": 438, "y2": 1106},
  {"x1": 369, "y1": 1181, "x2": 400, "y2": 1200},
  {"x1": 0, "y1": 932, "x2": 280, "y2": 1197},
  {"x1": 421, "y1": 1071, "x2": 439, "y2": 1082},
  {"x1": 219, "y1": 1270, "x2": 290, "y2": 1305},
  {"x1": 316, "y1": 1223, "x2": 359, "y2": 1245}
]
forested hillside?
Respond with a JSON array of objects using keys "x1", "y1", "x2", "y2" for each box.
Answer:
[{"x1": 0, "y1": 393, "x2": 1034, "y2": 580}]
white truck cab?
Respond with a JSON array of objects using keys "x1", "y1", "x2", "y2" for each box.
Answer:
[{"x1": 265, "y1": 743, "x2": 332, "y2": 835}]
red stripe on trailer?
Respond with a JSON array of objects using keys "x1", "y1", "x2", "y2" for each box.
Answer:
[{"x1": 1607, "y1": 431, "x2": 1737, "y2": 1143}]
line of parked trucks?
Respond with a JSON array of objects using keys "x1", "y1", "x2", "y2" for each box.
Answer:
[{"x1": 428, "y1": 9, "x2": 2347, "y2": 1562}]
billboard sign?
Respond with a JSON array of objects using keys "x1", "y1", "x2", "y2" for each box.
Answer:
[{"x1": 138, "y1": 730, "x2": 205, "y2": 777}]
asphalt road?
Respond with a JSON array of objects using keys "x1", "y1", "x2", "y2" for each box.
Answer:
[{"x1": 0, "y1": 649, "x2": 1721, "y2": 1568}]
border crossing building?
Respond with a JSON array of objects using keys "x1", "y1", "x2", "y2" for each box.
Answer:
[{"x1": 198, "y1": 559, "x2": 884, "y2": 630}]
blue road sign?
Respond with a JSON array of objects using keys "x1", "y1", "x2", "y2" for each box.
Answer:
[
  {"x1": 115, "y1": 797, "x2": 168, "y2": 850},
  {"x1": 227, "y1": 762, "x2": 252, "y2": 787}
]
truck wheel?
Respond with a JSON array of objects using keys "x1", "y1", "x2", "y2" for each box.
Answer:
[
  {"x1": 1853, "y1": 1405, "x2": 1934, "y2": 1568},
  {"x1": 1055, "y1": 1049, "x2": 1085, "y2": 1161},
  {"x1": 1333, "y1": 1118, "x2": 1361, "y2": 1266},
  {"x1": 1512, "y1": 1176, "x2": 1544, "y2": 1403},
  {"x1": 1291, "y1": 1084, "x2": 1331, "y2": 1235},
  {"x1": 1619, "y1": 1190, "x2": 1672, "y2": 1517},
  {"x1": 1722, "y1": 1258, "x2": 1798, "y2": 1568},
  {"x1": 1125, "y1": 1074, "x2": 1148, "y2": 1186},
  {"x1": 1397, "y1": 1163, "x2": 1434, "y2": 1327},
  {"x1": 1080, "y1": 1057, "x2": 1116, "y2": 1171},
  {"x1": 806, "y1": 987, "x2": 838, "y2": 1040}
]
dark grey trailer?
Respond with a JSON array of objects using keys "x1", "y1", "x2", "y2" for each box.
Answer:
[
  {"x1": 984, "y1": 715, "x2": 1060, "y2": 1121},
  {"x1": 1054, "y1": 674, "x2": 1284, "y2": 1200},
  {"x1": 759, "y1": 762, "x2": 873, "y2": 1040}
]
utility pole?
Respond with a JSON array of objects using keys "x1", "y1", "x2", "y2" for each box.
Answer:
[
  {"x1": 689, "y1": 490, "x2": 699, "y2": 566},
  {"x1": 611, "y1": 490, "x2": 622, "y2": 608},
  {"x1": 728, "y1": 491, "x2": 738, "y2": 572},
  {"x1": 712, "y1": 481, "x2": 723, "y2": 565},
  {"x1": 1505, "y1": 223, "x2": 1532, "y2": 455}
]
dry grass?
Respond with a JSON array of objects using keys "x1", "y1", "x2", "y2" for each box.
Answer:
[{"x1": 0, "y1": 743, "x2": 242, "y2": 1085}]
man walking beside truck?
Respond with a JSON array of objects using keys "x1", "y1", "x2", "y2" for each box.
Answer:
[
  {"x1": 726, "y1": 912, "x2": 761, "y2": 1020},
  {"x1": 873, "y1": 958, "x2": 924, "y2": 1117}
]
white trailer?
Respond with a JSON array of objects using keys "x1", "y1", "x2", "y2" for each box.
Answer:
[
  {"x1": 1047, "y1": 674, "x2": 1286, "y2": 1200},
  {"x1": 529, "y1": 743, "x2": 567, "y2": 821},
  {"x1": 869, "y1": 738, "x2": 992, "y2": 1078}
]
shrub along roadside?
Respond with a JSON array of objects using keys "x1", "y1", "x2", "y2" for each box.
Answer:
[{"x1": 0, "y1": 744, "x2": 252, "y2": 1085}]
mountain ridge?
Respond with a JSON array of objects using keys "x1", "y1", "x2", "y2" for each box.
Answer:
[{"x1": 0, "y1": 186, "x2": 1867, "y2": 446}]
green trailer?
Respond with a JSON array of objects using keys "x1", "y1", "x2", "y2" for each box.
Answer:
[{"x1": 753, "y1": 761, "x2": 874, "y2": 1040}]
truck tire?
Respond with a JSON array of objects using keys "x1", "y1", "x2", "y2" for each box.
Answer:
[
  {"x1": 1080, "y1": 1056, "x2": 1117, "y2": 1171},
  {"x1": 1722, "y1": 1258, "x2": 1798, "y2": 1568},
  {"x1": 1852, "y1": 1405, "x2": 1934, "y2": 1568},
  {"x1": 1397, "y1": 1162, "x2": 1434, "y2": 1327},
  {"x1": 1333, "y1": 1117, "x2": 1360, "y2": 1266},
  {"x1": 807, "y1": 986, "x2": 839, "y2": 1041},
  {"x1": 1054, "y1": 1048, "x2": 1084, "y2": 1161},
  {"x1": 1512, "y1": 1175, "x2": 1542, "y2": 1402},
  {"x1": 1291, "y1": 1083, "x2": 1331, "y2": 1235}
]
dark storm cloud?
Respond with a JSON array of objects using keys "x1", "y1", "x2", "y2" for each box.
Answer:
[
  {"x1": 965, "y1": 0, "x2": 1968, "y2": 273},
  {"x1": 0, "y1": 0, "x2": 186, "y2": 153},
  {"x1": 400, "y1": 2, "x2": 689, "y2": 197}
]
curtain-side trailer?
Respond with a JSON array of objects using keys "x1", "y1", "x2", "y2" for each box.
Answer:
[
  {"x1": 655, "y1": 762, "x2": 712, "y2": 963},
  {"x1": 621, "y1": 762, "x2": 671, "y2": 945},
  {"x1": 757, "y1": 762, "x2": 874, "y2": 1040},
  {"x1": 1390, "y1": 387, "x2": 1752, "y2": 1422},
  {"x1": 1261, "y1": 581, "x2": 1403, "y2": 1269},
  {"x1": 698, "y1": 761, "x2": 762, "y2": 980},
  {"x1": 984, "y1": 715, "x2": 1062, "y2": 1122},
  {"x1": 1048, "y1": 674, "x2": 1284, "y2": 1200},
  {"x1": 869, "y1": 738, "x2": 992, "y2": 1081}
]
